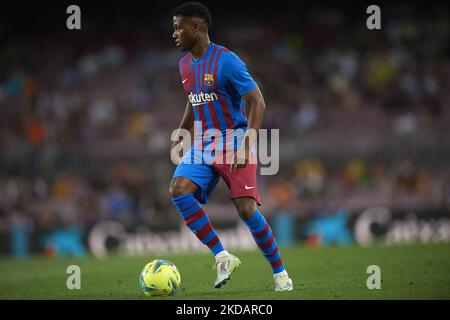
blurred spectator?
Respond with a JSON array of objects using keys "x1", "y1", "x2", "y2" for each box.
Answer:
[
  {"x1": 43, "y1": 225, "x2": 87, "y2": 259},
  {"x1": 10, "y1": 207, "x2": 33, "y2": 260},
  {"x1": 294, "y1": 158, "x2": 327, "y2": 196},
  {"x1": 304, "y1": 209, "x2": 353, "y2": 247}
]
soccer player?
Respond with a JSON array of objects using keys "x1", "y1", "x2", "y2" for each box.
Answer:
[{"x1": 169, "y1": 2, "x2": 293, "y2": 291}]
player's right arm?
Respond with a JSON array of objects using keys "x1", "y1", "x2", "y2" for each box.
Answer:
[{"x1": 170, "y1": 100, "x2": 194, "y2": 164}]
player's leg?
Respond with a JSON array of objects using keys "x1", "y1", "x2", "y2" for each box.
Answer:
[
  {"x1": 233, "y1": 197, "x2": 293, "y2": 291},
  {"x1": 213, "y1": 153, "x2": 293, "y2": 291},
  {"x1": 170, "y1": 175, "x2": 226, "y2": 258},
  {"x1": 171, "y1": 147, "x2": 240, "y2": 288}
]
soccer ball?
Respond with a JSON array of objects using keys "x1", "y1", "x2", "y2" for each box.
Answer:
[{"x1": 139, "y1": 259, "x2": 181, "y2": 296}]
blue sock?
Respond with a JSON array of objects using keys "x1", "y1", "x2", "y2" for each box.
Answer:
[
  {"x1": 172, "y1": 194, "x2": 224, "y2": 256},
  {"x1": 244, "y1": 210, "x2": 285, "y2": 274}
]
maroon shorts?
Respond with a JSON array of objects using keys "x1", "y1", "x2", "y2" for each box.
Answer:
[
  {"x1": 212, "y1": 151, "x2": 261, "y2": 205},
  {"x1": 173, "y1": 148, "x2": 261, "y2": 205}
]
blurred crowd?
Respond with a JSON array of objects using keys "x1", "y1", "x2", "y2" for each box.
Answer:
[{"x1": 1, "y1": 4, "x2": 449, "y2": 240}]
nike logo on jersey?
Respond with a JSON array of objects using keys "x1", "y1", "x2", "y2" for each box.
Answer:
[
  {"x1": 244, "y1": 185, "x2": 255, "y2": 190},
  {"x1": 182, "y1": 78, "x2": 188, "y2": 84}
]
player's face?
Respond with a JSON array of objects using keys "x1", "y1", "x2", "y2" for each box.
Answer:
[{"x1": 172, "y1": 16, "x2": 196, "y2": 52}]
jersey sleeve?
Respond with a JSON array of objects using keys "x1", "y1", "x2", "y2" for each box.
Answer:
[
  {"x1": 178, "y1": 53, "x2": 190, "y2": 81},
  {"x1": 178, "y1": 55, "x2": 185, "y2": 74},
  {"x1": 223, "y1": 51, "x2": 257, "y2": 96}
]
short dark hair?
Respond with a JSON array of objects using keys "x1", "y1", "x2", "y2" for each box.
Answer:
[{"x1": 172, "y1": 2, "x2": 212, "y2": 28}]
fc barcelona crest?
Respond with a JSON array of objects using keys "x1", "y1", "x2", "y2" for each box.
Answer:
[{"x1": 204, "y1": 74, "x2": 215, "y2": 87}]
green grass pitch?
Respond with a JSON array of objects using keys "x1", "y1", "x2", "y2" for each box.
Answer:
[{"x1": 0, "y1": 243, "x2": 449, "y2": 299}]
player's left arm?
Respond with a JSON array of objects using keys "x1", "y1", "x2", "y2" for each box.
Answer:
[
  {"x1": 224, "y1": 51, "x2": 266, "y2": 171},
  {"x1": 231, "y1": 87, "x2": 266, "y2": 170}
]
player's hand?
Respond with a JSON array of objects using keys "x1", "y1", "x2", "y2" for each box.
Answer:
[
  {"x1": 230, "y1": 145, "x2": 250, "y2": 172},
  {"x1": 170, "y1": 141, "x2": 184, "y2": 165}
]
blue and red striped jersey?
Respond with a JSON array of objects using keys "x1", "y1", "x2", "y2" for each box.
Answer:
[{"x1": 178, "y1": 42, "x2": 257, "y2": 151}]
